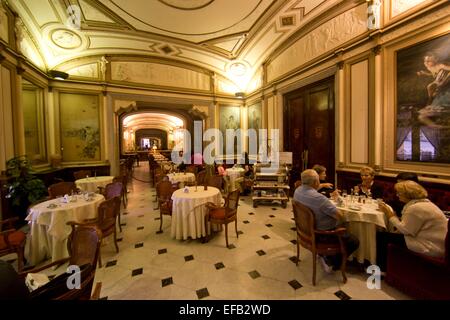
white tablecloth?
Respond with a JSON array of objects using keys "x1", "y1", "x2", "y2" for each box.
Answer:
[
  {"x1": 75, "y1": 176, "x2": 114, "y2": 192},
  {"x1": 24, "y1": 194, "x2": 105, "y2": 265},
  {"x1": 338, "y1": 200, "x2": 387, "y2": 264},
  {"x1": 167, "y1": 173, "x2": 196, "y2": 184},
  {"x1": 171, "y1": 186, "x2": 222, "y2": 240}
]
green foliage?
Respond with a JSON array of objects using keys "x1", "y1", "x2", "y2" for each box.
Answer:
[{"x1": 4, "y1": 155, "x2": 47, "y2": 207}]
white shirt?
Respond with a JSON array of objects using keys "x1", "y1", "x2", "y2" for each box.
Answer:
[{"x1": 389, "y1": 199, "x2": 448, "y2": 257}]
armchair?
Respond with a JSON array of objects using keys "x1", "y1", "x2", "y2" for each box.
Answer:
[
  {"x1": 292, "y1": 200, "x2": 347, "y2": 286},
  {"x1": 0, "y1": 217, "x2": 26, "y2": 272}
]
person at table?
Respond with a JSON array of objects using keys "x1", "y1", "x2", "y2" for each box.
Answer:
[
  {"x1": 217, "y1": 163, "x2": 226, "y2": 176},
  {"x1": 354, "y1": 166, "x2": 383, "y2": 199},
  {"x1": 312, "y1": 164, "x2": 334, "y2": 197},
  {"x1": 388, "y1": 172, "x2": 420, "y2": 217},
  {"x1": 376, "y1": 180, "x2": 447, "y2": 272},
  {"x1": 241, "y1": 164, "x2": 254, "y2": 195},
  {"x1": 294, "y1": 169, "x2": 359, "y2": 272}
]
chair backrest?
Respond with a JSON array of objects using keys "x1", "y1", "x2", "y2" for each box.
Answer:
[
  {"x1": 197, "y1": 170, "x2": 206, "y2": 185},
  {"x1": 104, "y1": 182, "x2": 123, "y2": 200},
  {"x1": 73, "y1": 170, "x2": 92, "y2": 180},
  {"x1": 186, "y1": 165, "x2": 197, "y2": 175},
  {"x1": 31, "y1": 225, "x2": 101, "y2": 300},
  {"x1": 207, "y1": 175, "x2": 223, "y2": 190},
  {"x1": 292, "y1": 200, "x2": 316, "y2": 249},
  {"x1": 156, "y1": 180, "x2": 174, "y2": 199},
  {"x1": 224, "y1": 189, "x2": 240, "y2": 217},
  {"x1": 48, "y1": 182, "x2": 78, "y2": 199},
  {"x1": 96, "y1": 197, "x2": 120, "y2": 233}
]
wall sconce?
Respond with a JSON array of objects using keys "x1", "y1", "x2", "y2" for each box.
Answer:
[
  {"x1": 49, "y1": 70, "x2": 69, "y2": 80},
  {"x1": 235, "y1": 92, "x2": 245, "y2": 99}
]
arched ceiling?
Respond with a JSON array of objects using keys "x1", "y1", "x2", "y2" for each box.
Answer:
[
  {"x1": 10, "y1": 0, "x2": 343, "y2": 89},
  {"x1": 122, "y1": 112, "x2": 184, "y2": 132}
]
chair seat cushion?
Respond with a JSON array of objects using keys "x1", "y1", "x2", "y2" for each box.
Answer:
[
  {"x1": 0, "y1": 230, "x2": 26, "y2": 249},
  {"x1": 210, "y1": 208, "x2": 226, "y2": 219}
]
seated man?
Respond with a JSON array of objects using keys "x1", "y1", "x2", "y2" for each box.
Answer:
[{"x1": 293, "y1": 169, "x2": 360, "y2": 272}]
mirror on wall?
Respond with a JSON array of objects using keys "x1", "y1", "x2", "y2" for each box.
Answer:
[{"x1": 22, "y1": 79, "x2": 47, "y2": 164}]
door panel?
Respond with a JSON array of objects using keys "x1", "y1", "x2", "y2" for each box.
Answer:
[{"x1": 284, "y1": 78, "x2": 335, "y2": 192}]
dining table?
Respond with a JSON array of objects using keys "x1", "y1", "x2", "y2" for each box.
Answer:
[
  {"x1": 167, "y1": 172, "x2": 196, "y2": 186},
  {"x1": 225, "y1": 167, "x2": 245, "y2": 191},
  {"x1": 75, "y1": 176, "x2": 114, "y2": 193},
  {"x1": 335, "y1": 198, "x2": 388, "y2": 264},
  {"x1": 171, "y1": 186, "x2": 222, "y2": 240},
  {"x1": 24, "y1": 193, "x2": 105, "y2": 265}
]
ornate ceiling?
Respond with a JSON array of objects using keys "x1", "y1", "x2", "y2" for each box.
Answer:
[{"x1": 10, "y1": 0, "x2": 344, "y2": 89}]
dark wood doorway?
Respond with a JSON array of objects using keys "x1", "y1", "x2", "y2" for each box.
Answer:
[{"x1": 283, "y1": 77, "x2": 335, "y2": 192}]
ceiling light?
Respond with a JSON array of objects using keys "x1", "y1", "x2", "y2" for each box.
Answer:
[
  {"x1": 235, "y1": 92, "x2": 245, "y2": 99},
  {"x1": 48, "y1": 70, "x2": 69, "y2": 80}
]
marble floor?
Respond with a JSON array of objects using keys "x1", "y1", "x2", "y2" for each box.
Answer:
[{"x1": 6, "y1": 164, "x2": 411, "y2": 300}]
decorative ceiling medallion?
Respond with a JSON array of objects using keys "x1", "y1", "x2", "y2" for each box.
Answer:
[
  {"x1": 158, "y1": 0, "x2": 214, "y2": 10},
  {"x1": 50, "y1": 29, "x2": 82, "y2": 49},
  {"x1": 228, "y1": 62, "x2": 247, "y2": 77}
]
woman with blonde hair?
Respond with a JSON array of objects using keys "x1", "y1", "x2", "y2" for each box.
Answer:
[
  {"x1": 376, "y1": 180, "x2": 448, "y2": 271},
  {"x1": 354, "y1": 166, "x2": 383, "y2": 199}
]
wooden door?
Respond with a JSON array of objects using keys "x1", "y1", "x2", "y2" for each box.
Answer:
[{"x1": 284, "y1": 77, "x2": 335, "y2": 192}]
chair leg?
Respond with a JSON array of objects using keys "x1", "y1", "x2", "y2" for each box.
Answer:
[
  {"x1": 312, "y1": 253, "x2": 317, "y2": 286},
  {"x1": 340, "y1": 255, "x2": 348, "y2": 284},
  {"x1": 113, "y1": 230, "x2": 119, "y2": 253},
  {"x1": 118, "y1": 212, "x2": 122, "y2": 233},
  {"x1": 225, "y1": 223, "x2": 229, "y2": 248},
  {"x1": 159, "y1": 213, "x2": 163, "y2": 232},
  {"x1": 235, "y1": 219, "x2": 238, "y2": 238}
]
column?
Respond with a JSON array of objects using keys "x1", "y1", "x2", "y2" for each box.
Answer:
[
  {"x1": 373, "y1": 46, "x2": 382, "y2": 170},
  {"x1": 14, "y1": 65, "x2": 25, "y2": 156},
  {"x1": 337, "y1": 62, "x2": 345, "y2": 166}
]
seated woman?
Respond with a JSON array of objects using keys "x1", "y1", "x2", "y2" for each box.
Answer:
[
  {"x1": 376, "y1": 180, "x2": 448, "y2": 272},
  {"x1": 217, "y1": 163, "x2": 226, "y2": 176},
  {"x1": 241, "y1": 164, "x2": 254, "y2": 195},
  {"x1": 388, "y1": 172, "x2": 420, "y2": 217},
  {"x1": 312, "y1": 164, "x2": 334, "y2": 197},
  {"x1": 354, "y1": 166, "x2": 383, "y2": 199}
]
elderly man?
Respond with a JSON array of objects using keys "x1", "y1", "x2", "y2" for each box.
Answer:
[{"x1": 293, "y1": 169, "x2": 359, "y2": 273}]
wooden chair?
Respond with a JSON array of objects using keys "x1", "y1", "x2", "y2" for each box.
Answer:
[
  {"x1": 102, "y1": 182, "x2": 124, "y2": 232},
  {"x1": 113, "y1": 175, "x2": 128, "y2": 209},
  {"x1": 71, "y1": 197, "x2": 121, "y2": 268},
  {"x1": 20, "y1": 225, "x2": 102, "y2": 300},
  {"x1": 197, "y1": 170, "x2": 207, "y2": 185},
  {"x1": 156, "y1": 180, "x2": 176, "y2": 233},
  {"x1": 206, "y1": 175, "x2": 224, "y2": 191},
  {"x1": 48, "y1": 182, "x2": 78, "y2": 199},
  {"x1": 292, "y1": 200, "x2": 347, "y2": 286},
  {"x1": 204, "y1": 189, "x2": 240, "y2": 248},
  {"x1": 0, "y1": 217, "x2": 26, "y2": 272},
  {"x1": 73, "y1": 170, "x2": 92, "y2": 180}
]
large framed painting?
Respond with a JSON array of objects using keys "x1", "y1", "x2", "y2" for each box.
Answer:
[
  {"x1": 60, "y1": 93, "x2": 101, "y2": 161},
  {"x1": 247, "y1": 101, "x2": 261, "y2": 158},
  {"x1": 219, "y1": 105, "x2": 240, "y2": 157},
  {"x1": 396, "y1": 33, "x2": 450, "y2": 164}
]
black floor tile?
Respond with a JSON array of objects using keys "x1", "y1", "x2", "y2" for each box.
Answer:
[
  {"x1": 215, "y1": 262, "x2": 225, "y2": 270},
  {"x1": 269, "y1": 215, "x2": 275, "y2": 218},
  {"x1": 290, "y1": 239, "x2": 297, "y2": 245},
  {"x1": 335, "y1": 290, "x2": 351, "y2": 300},
  {"x1": 135, "y1": 243, "x2": 144, "y2": 248},
  {"x1": 156, "y1": 230, "x2": 163, "y2": 234},
  {"x1": 261, "y1": 235, "x2": 270, "y2": 240},
  {"x1": 122, "y1": 211, "x2": 129, "y2": 215},
  {"x1": 132, "y1": 268, "x2": 143, "y2": 276},
  {"x1": 265, "y1": 224, "x2": 273, "y2": 227},
  {"x1": 137, "y1": 226, "x2": 144, "y2": 230},
  {"x1": 248, "y1": 270, "x2": 261, "y2": 279},
  {"x1": 289, "y1": 256, "x2": 298, "y2": 264},
  {"x1": 290, "y1": 227, "x2": 296, "y2": 231},
  {"x1": 227, "y1": 244, "x2": 236, "y2": 249},
  {"x1": 243, "y1": 220, "x2": 250, "y2": 224},
  {"x1": 184, "y1": 255, "x2": 194, "y2": 262},
  {"x1": 154, "y1": 217, "x2": 161, "y2": 220},
  {"x1": 288, "y1": 280, "x2": 303, "y2": 290},
  {"x1": 272, "y1": 208, "x2": 277, "y2": 210},
  {"x1": 138, "y1": 215, "x2": 144, "y2": 218},
  {"x1": 237, "y1": 230, "x2": 244, "y2": 235},
  {"x1": 117, "y1": 238, "x2": 123, "y2": 242},
  {"x1": 120, "y1": 223, "x2": 127, "y2": 227},
  {"x1": 161, "y1": 277, "x2": 173, "y2": 287},
  {"x1": 256, "y1": 250, "x2": 266, "y2": 256},
  {"x1": 105, "y1": 260, "x2": 117, "y2": 268},
  {"x1": 248, "y1": 212, "x2": 255, "y2": 215},
  {"x1": 196, "y1": 288, "x2": 210, "y2": 299},
  {"x1": 158, "y1": 248, "x2": 167, "y2": 254}
]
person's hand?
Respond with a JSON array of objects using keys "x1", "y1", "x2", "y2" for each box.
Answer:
[
  {"x1": 379, "y1": 202, "x2": 395, "y2": 219},
  {"x1": 354, "y1": 185, "x2": 360, "y2": 194},
  {"x1": 330, "y1": 189, "x2": 340, "y2": 200},
  {"x1": 321, "y1": 182, "x2": 333, "y2": 189}
]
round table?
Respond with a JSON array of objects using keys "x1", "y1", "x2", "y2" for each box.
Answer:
[
  {"x1": 167, "y1": 172, "x2": 196, "y2": 185},
  {"x1": 171, "y1": 186, "x2": 222, "y2": 240},
  {"x1": 226, "y1": 167, "x2": 245, "y2": 191},
  {"x1": 25, "y1": 194, "x2": 105, "y2": 265},
  {"x1": 75, "y1": 176, "x2": 114, "y2": 192}
]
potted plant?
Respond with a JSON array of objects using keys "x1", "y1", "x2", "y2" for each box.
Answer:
[{"x1": 4, "y1": 155, "x2": 47, "y2": 221}]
